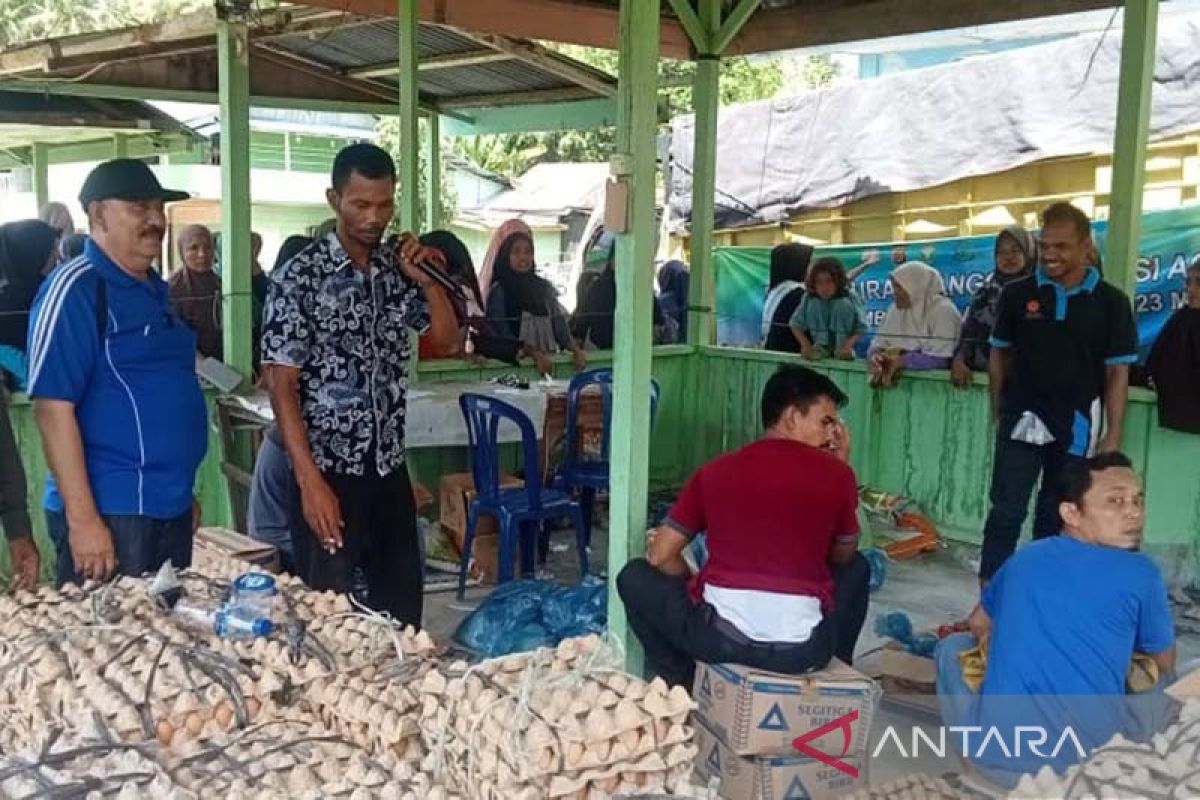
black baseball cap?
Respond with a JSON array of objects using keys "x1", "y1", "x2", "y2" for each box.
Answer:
[{"x1": 78, "y1": 158, "x2": 189, "y2": 211}]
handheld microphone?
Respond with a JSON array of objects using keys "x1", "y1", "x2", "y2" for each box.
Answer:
[{"x1": 387, "y1": 234, "x2": 468, "y2": 303}]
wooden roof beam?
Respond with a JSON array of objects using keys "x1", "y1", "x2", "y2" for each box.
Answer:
[
  {"x1": 725, "y1": 0, "x2": 1121, "y2": 55},
  {"x1": 438, "y1": 85, "x2": 599, "y2": 109},
  {"x1": 0, "y1": 9, "x2": 217, "y2": 76},
  {"x1": 295, "y1": 0, "x2": 693, "y2": 59},
  {"x1": 451, "y1": 29, "x2": 617, "y2": 96},
  {"x1": 348, "y1": 48, "x2": 513, "y2": 78}
]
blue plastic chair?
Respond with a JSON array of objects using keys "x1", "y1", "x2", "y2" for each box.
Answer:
[
  {"x1": 550, "y1": 368, "x2": 661, "y2": 553},
  {"x1": 457, "y1": 393, "x2": 588, "y2": 599}
]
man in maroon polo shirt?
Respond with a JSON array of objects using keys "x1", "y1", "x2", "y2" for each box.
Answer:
[{"x1": 616, "y1": 365, "x2": 869, "y2": 687}]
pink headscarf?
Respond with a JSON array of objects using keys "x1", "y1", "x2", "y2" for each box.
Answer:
[{"x1": 478, "y1": 218, "x2": 532, "y2": 308}]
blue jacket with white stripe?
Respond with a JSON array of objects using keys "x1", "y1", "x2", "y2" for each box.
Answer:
[{"x1": 26, "y1": 239, "x2": 207, "y2": 519}]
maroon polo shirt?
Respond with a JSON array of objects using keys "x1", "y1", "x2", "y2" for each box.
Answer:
[{"x1": 666, "y1": 437, "x2": 859, "y2": 611}]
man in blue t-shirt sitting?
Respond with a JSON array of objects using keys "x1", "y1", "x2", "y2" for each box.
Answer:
[{"x1": 936, "y1": 451, "x2": 1176, "y2": 787}]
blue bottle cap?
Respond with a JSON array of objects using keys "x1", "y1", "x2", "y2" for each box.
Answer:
[
  {"x1": 233, "y1": 572, "x2": 277, "y2": 595},
  {"x1": 252, "y1": 618, "x2": 274, "y2": 637}
]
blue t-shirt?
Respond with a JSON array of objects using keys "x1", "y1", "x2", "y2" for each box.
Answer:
[
  {"x1": 26, "y1": 240, "x2": 208, "y2": 518},
  {"x1": 975, "y1": 535, "x2": 1173, "y2": 772}
]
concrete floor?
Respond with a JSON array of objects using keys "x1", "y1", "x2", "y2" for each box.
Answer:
[{"x1": 418, "y1": 519, "x2": 1200, "y2": 797}]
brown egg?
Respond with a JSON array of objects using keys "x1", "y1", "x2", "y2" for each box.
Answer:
[
  {"x1": 214, "y1": 702, "x2": 234, "y2": 729},
  {"x1": 155, "y1": 719, "x2": 174, "y2": 746},
  {"x1": 245, "y1": 697, "x2": 262, "y2": 718},
  {"x1": 185, "y1": 712, "x2": 205, "y2": 736}
]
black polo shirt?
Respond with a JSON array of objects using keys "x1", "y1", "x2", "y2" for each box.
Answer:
[{"x1": 989, "y1": 267, "x2": 1137, "y2": 455}]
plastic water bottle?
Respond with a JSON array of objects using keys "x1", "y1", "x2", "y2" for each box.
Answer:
[
  {"x1": 174, "y1": 598, "x2": 273, "y2": 639},
  {"x1": 231, "y1": 572, "x2": 278, "y2": 620}
]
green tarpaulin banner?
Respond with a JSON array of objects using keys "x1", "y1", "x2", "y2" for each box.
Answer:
[{"x1": 716, "y1": 205, "x2": 1198, "y2": 359}]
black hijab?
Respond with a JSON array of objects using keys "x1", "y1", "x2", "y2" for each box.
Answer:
[
  {"x1": 1147, "y1": 282, "x2": 1200, "y2": 433},
  {"x1": 769, "y1": 242, "x2": 814, "y2": 289},
  {"x1": 0, "y1": 219, "x2": 59, "y2": 350},
  {"x1": 421, "y1": 230, "x2": 483, "y2": 309},
  {"x1": 491, "y1": 232, "x2": 555, "y2": 317}
]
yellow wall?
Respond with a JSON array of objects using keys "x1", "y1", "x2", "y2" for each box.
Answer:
[{"x1": 675, "y1": 132, "x2": 1200, "y2": 251}]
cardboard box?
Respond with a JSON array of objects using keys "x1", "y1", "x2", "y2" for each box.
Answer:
[
  {"x1": 880, "y1": 643, "x2": 936, "y2": 690},
  {"x1": 692, "y1": 714, "x2": 864, "y2": 800},
  {"x1": 195, "y1": 526, "x2": 279, "y2": 572},
  {"x1": 443, "y1": 523, "x2": 522, "y2": 585},
  {"x1": 693, "y1": 659, "x2": 878, "y2": 758},
  {"x1": 438, "y1": 472, "x2": 523, "y2": 538}
]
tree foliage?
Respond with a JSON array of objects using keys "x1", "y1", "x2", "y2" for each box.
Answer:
[
  {"x1": 375, "y1": 117, "x2": 458, "y2": 233},
  {"x1": 448, "y1": 49, "x2": 841, "y2": 180},
  {"x1": 0, "y1": 0, "x2": 207, "y2": 47}
]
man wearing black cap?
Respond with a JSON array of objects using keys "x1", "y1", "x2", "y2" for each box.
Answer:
[{"x1": 26, "y1": 158, "x2": 208, "y2": 584}]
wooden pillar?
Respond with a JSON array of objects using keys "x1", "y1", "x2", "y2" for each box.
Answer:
[
  {"x1": 397, "y1": 0, "x2": 420, "y2": 232},
  {"x1": 217, "y1": 16, "x2": 253, "y2": 384},
  {"x1": 685, "y1": 0, "x2": 722, "y2": 347},
  {"x1": 608, "y1": 0, "x2": 660, "y2": 672},
  {"x1": 425, "y1": 113, "x2": 442, "y2": 230},
  {"x1": 31, "y1": 143, "x2": 49, "y2": 213},
  {"x1": 1106, "y1": 0, "x2": 1159, "y2": 296}
]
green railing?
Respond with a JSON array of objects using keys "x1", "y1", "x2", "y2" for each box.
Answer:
[
  {"x1": 5, "y1": 344, "x2": 1196, "y2": 584},
  {"x1": 689, "y1": 346, "x2": 1200, "y2": 547}
]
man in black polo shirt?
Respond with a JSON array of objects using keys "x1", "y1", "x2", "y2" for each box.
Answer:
[{"x1": 979, "y1": 201, "x2": 1137, "y2": 581}]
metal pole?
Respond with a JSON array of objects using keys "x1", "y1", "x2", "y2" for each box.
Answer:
[
  {"x1": 397, "y1": 0, "x2": 420, "y2": 232},
  {"x1": 687, "y1": 0, "x2": 722, "y2": 347},
  {"x1": 1106, "y1": 0, "x2": 1159, "y2": 296},
  {"x1": 31, "y1": 142, "x2": 49, "y2": 213},
  {"x1": 425, "y1": 113, "x2": 442, "y2": 230},
  {"x1": 112, "y1": 134, "x2": 129, "y2": 159},
  {"x1": 217, "y1": 17, "x2": 253, "y2": 384},
  {"x1": 608, "y1": 0, "x2": 660, "y2": 673}
]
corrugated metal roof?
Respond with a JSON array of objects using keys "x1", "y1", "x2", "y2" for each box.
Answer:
[
  {"x1": 417, "y1": 60, "x2": 575, "y2": 97},
  {"x1": 0, "y1": 10, "x2": 615, "y2": 110}
]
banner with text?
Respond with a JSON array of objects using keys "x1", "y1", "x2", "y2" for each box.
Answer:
[{"x1": 715, "y1": 205, "x2": 1200, "y2": 359}]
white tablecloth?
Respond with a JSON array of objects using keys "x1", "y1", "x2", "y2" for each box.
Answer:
[{"x1": 224, "y1": 379, "x2": 567, "y2": 449}]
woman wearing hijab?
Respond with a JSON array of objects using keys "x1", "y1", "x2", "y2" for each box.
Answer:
[
  {"x1": 168, "y1": 224, "x2": 223, "y2": 360},
  {"x1": 417, "y1": 229, "x2": 554, "y2": 371},
  {"x1": 1146, "y1": 262, "x2": 1200, "y2": 433},
  {"x1": 0, "y1": 220, "x2": 50, "y2": 589},
  {"x1": 38, "y1": 202, "x2": 74, "y2": 240},
  {"x1": 484, "y1": 220, "x2": 586, "y2": 372},
  {"x1": 762, "y1": 243, "x2": 813, "y2": 352},
  {"x1": 657, "y1": 260, "x2": 689, "y2": 343},
  {"x1": 575, "y1": 245, "x2": 674, "y2": 349},
  {"x1": 0, "y1": 219, "x2": 60, "y2": 389},
  {"x1": 951, "y1": 226, "x2": 1036, "y2": 388},
  {"x1": 869, "y1": 261, "x2": 963, "y2": 388}
]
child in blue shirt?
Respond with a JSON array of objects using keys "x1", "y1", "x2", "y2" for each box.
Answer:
[{"x1": 789, "y1": 256, "x2": 867, "y2": 360}]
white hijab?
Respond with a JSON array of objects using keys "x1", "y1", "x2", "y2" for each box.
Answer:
[{"x1": 872, "y1": 261, "x2": 962, "y2": 357}]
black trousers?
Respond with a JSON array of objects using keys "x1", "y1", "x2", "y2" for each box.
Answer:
[
  {"x1": 616, "y1": 552, "x2": 871, "y2": 688},
  {"x1": 979, "y1": 436, "x2": 1084, "y2": 580},
  {"x1": 291, "y1": 464, "x2": 423, "y2": 627}
]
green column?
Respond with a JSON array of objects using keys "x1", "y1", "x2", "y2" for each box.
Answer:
[
  {"x1": 1106, "y1": 0, "x2": 1159, "y2": 296},
  {"x1": 397, "y1": 0, "x2": 420, "y2": 232},
  {"x1": 217, "y1": 17, "x2": 253, "y2": 384},
  {"x1": 687, "y1": 0, "x2": 722, "y2": 347},
  {"x1": 425, "y1": 113, "x2": 441, "y2": 230},
  {"x1": 31, "y1": 142, "x2": 49, "y2": 213},
  {"x1": 112, "y1": 134, "x2": 129, "y2": 159},
  {"x1": 609, "y1": 0, "x2": 660, "y2": 673}
]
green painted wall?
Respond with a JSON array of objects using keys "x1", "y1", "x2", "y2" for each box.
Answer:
[
  {"x1": 689, "y1": 347, "x2": 1200, "y2": 548},
  {"x1": 9, "y1": 345, "x2": 1193, "y2": 586},
  {"x1": 0, "y1": 392, "x2": 232, "y2": 585},
  {"x1": 0, "y1": 348, "x2": 691, "y2": 585}
]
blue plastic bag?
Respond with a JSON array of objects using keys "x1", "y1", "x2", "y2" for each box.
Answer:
[{"x1": 454, "y1": 578, "x2": 607, "y2": 658}]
